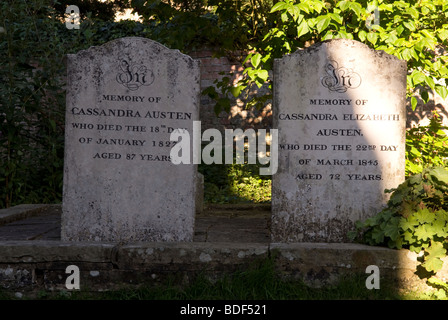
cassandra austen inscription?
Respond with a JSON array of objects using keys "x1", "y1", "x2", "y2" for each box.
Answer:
[{"x1": 62, "y1": 37, "x2": 199, "y2": 242}]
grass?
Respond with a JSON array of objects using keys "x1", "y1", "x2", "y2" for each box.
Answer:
[{"x1": 2, "y1": 257, "x2": 445, "y2": 301}]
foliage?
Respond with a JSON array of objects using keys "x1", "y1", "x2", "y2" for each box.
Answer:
[
  {"x1": 128, "y1": 0, "x2": 274, "y2": 52},
  {"x1": 0, "y1": 0, "x2": 209, "y2": 208},
  {"x1": 53, "y1": 0, "x2": 129, "y2": 21},
  {"x1": 406, "y1": 112, "x2": 448, "y2": 176},
  {"x1": 204, "y1": 0, "x2": 448, "y2": 114},
  {"x1": 0, "y1": 0, "x2": 68, "y2": 207},
  {"x1": 2, "y1": 0, "x2": 447, "y2": 209},
  {"x1": 0, "y1": 1, "x2": 169, "y2": 208},
  {"x1": 350, "y1": 167, "x2": 448, "y2": 291},
  {"x1": 199, "y1": 154, "x2": 271, "y2": 204}
]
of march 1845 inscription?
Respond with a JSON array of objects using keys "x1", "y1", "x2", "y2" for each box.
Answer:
[
  {"x1": 62, "y1": 37, "x2": 200, "y2": 242},
  {"x1": 271, "y1": 39, "x2": 407, "y2": 242}
]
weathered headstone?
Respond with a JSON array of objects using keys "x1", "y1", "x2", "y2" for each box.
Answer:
[
  {"x1": 62, "y1": 37, "x2": 200, "y2": 242},
  {"x1": 272, "y1": 39, "x2": 407, "y2": 242}
]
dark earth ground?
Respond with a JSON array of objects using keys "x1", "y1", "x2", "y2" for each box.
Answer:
[{"x1": 0, "y1": 204, "x2": 271, "y2": 242}]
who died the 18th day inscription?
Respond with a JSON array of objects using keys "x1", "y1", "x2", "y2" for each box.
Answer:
[
  {"x1": 62, "y1": 37, "x2": 200, "y2": 242},
  {"x1": 272, "y1": 39, "x2": 407, "y2": 242}
]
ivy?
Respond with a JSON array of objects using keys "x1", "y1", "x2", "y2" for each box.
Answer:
[{"x1": 350, "y1": 167, "x2": 448, "y2": 291}]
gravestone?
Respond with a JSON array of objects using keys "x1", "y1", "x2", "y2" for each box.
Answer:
[
  {"x1": 272, "y1": 39, "x2": 407, "y2": 242},
  {"x1": 62, "y1": 37, "x2": 200, "y2": 242}
]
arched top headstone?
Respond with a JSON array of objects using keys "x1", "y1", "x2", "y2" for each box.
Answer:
[
  {"x1": 272, "y1": 39, "x2": 407, "y2": 242},
  {"x1": 62, "y1": 37, "x2": 200, "y2": 242}
]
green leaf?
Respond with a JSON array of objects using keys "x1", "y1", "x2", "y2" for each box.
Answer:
[
  {"x1": 296, "y1": 20, "x2": 310, "y2": 38},
  {"x1": 406, "y1": 7, "x2": 419, "y2": 19},
  {"x1": 401, "y1": 48, "x2": 410, "y2": 61},
  {"x1": 386, "y1": 33, "x2": 398, "y2": 45},
  {"x1": 310, "y1": 1, "x2": 324, "y2": 13},
  {"x1": 427, "y1": 277, "x2": 448, "y2": 291},
  {"x1": 422, "y1": 242, "x2": 446, "y2": 272},
  {"x1": 420, "y1": 29, "x2": 435, "y2": 39},
  {"x1": 330, "y1": 13, "x2": 343, "y2": 25},
  {"x1": 366, "y1": 32, "x2": 378, "y2": 45},
  {"x1": 412, "y1": 71, "x2": 426, "y2": 85},
  {"x1": 230, "y1": 85, "x2": 244, "y2": 98},
  {"x1": 322, "y1": 30, "x2": 334, "y2": 40},
  {"x1": 402, "y1": 229, "x2": 415, "y2": 242},
  {"x1": 401, "y1": 217, "x2": 418, "y2": 231},
  {"x1": 403, "y1": 20, "x2": 416, "y2": 31},
  {"x1": 414, "y1": 224, "x2": 432, "y2": 241},
  {"x1": 396, "y1": 25, "x2": 405, "y2": 36},
  {"x1": 202, "y1": 86, "x2": 219, "y2": 100},
  {"x1": 435, "y1": 85, "x2": 448, "y2": 100},
  {"x1": 415, "y1": 208, "x2": 435, "y2": 224},
  {"x1": 295, "y1": 13, "x2": 305, "y2": 25},
  {"x1": 288, "y1": 5, "x2": 302, "y2": 22},
  {"x1": 411, "y1": 96, "x2": 418, "y2": 110},
  {"x1": 348, "y1": 2, "x2": 362, "y2": 17},
  {"x1": 410, "y1": 243, "x2": 423, "y2": 253},
  {"x1": 432, "y1": 218, "x2": 448, "y2": 238},
  {"x1": 438, "y1": 29, "x2": 448, "y2": 41},
  {"x1": 251, "y1": 53, "x2": 262, "y2": 68},
  {"x1": 415, "y1": 37, "x2": 435, "y2": 52},
  {"x1": 257, "y1": 69, "x2": 269, "y2": 82},
  {"x1": 429, "y1": 167, "x2": 448, "y2": 184},
  {"x1": 422, "y1": 257, "x2": 444, "y2": 273},
  {"x1": 371, "y1": 227, "x2": 385, "y2": 244},
  {"x1": 246, "y1": 68, "x2": 257, "y2": 80},
  {"x1": 358, "y1": 30, "x2": 367, "y2": 42},
  {"x1": 297, "y1": 2, "x2": 310, "y2": 14},
  {"x1": 383, "y1": 219, "x2": 400, "y2": 241},
  {"x1": 425, "y1": 76, "x2": 435, "y2": 90},
  {"x1": 421, "y1": 90, "x2": 429, "y2": 104},
  {"x1": 316, "y1": 15, "x2": 331, "y2": 34},
  {"x1": 337, "y1": 1, "x2": 350, "y2": 11},
  {"x1": 270, "y1": 2, "x2": 287, "y2": 13}
]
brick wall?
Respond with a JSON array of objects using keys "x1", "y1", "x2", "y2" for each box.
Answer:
[{"x1": 189, "y1": 48, "x2": 273, "y2": 133}]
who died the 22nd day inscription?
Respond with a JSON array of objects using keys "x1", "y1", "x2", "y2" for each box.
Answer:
[
  {"x1": 62, "y1": 37, "x2": 199, "y2": 242},
  {"x1": 272, "y1": 39, "x2": 407, "y2": 242}
]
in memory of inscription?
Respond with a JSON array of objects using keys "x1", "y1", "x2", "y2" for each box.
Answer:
[
  {"x1": 62, "y1": 37, "x2": 199, "y2": 242},
  {"x1": 271, "y1": 39, "x2": 407, "y2": 243}
]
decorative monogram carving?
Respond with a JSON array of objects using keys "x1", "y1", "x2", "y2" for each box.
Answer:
[
  {"x1": 321, "y1": 60, "x2": 361, "y2": 93},
  {"x1": 116, "y1": 59, "x2": 155, "y2": 91}
]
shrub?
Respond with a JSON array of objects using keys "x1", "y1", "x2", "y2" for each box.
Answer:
[
  {"x1": 406, "y1": 112, "x2": 448, "y2": 176},
  {"x1": 350, "y1": 167, "x2": 448, "y2": 293}
]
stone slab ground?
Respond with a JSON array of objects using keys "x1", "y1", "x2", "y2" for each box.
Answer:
[{"x1": 0, "y1": 204, "x2": 446, "y2": 297}]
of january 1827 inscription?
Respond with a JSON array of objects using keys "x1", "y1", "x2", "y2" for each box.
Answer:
[
  {"x1": 271, "y1": 39, "x2": 407, "y2": 243},
  {"x1": 62, "y1": 37, "x2": 200, "y2": 242}
]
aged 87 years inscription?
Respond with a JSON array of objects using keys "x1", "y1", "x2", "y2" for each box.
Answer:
[
  {"x1": 62, "y1": 37, "x2": 199, "y2": 242},
  {"x1": 271, "y1": 39, "x2": 407, "y2": 242}
]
